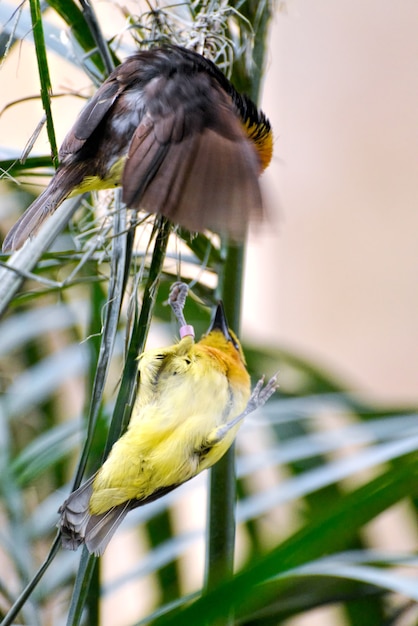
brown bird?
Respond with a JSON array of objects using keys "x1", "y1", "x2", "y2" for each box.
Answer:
[{"x1": 3, "y1": 45, "x2": 272, "y2": 251}]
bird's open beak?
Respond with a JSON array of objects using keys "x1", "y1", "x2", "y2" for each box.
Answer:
[{"x1": 208, "y1": 301, "x2": 230, "y2": 338}]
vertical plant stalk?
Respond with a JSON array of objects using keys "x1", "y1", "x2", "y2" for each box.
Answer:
[
  {"x1": 65, "y1": 217, "x2": 172, "y2": 626},
  {"x1": 71, "y1": 196, "x2": 130, "y2": 626},
  {"x1": 105, "y1": 216, "x2": 173, "y2": 452},
  {"x1": 29, "y1": 0, "x2": 58, "y2": 166},
  {"x1": 72, "y1": 194, "x2": 129, "y2": 489},
  {"x1": 0, "y1": 200, "x2": 131, "y2": 626},
  {"x1": 66, "y1": 548, "x2": 98, "y2": 626},
  {"x1": 1, "y1": 217, "x2": 171, "y2": 626},
  {"x1": 204, "y1": 0, "x2": 273, "y2": 609},
  {"x1": 79, "y1": 0, "x2": 115, "y2": 75},
  {"x1": 204, "y1": 243, "x2": 244, "y2": 604}
]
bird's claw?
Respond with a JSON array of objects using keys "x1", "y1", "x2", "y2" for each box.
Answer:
[
  {"x1": 210, "y1": 372, "x2": 279, "y2": 442},
  {"x1": 247, "y1": 373, "x2": 279, "y2": 413}
]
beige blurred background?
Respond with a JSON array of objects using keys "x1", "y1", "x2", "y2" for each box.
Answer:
[{"x1": 245, "y1": 0, "x2": 418, "y2": 405}]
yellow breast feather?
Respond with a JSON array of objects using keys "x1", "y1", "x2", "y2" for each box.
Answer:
[{"x1": 58, "y1": 282, "x2": 277, "y2": 555}]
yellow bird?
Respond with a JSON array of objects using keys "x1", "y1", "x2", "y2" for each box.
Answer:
[
  {"x1": 59, "y1": 283, "x2": 277, "y2": 555},
  {"x1": 3, "y1": 45, "x2": 272, "y2": 251}
]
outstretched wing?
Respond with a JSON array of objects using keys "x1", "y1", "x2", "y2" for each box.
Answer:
[
  {"x1": 3, "y1": 47, "x2": 268, "y2": 251},
  {"x1": 122, "y1": 59, "x2": 263, "y2": 240}
]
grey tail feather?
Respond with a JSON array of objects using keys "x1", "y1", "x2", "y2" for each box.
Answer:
[
  {"x1": 58, "y1": 476, "x2": 96, "y2": 551},
  {"x1": 58, "y1": 481, "x2": 185, "y2": 556},
  {"x1": 84, "y1": 502, "x2": 131, "y2": 556},
  {"x1": 83, "y1": 483, "x2": 186, "y2": 555},
  {"x1": 2, "y1": 184, "x2": 69, "y2": 252},
  {"x1": 2, "y1": 164, "x2": 87, "y2": 252},
  {"x1": 58, "y1": 478, "x2": 132, "y2": 556}
]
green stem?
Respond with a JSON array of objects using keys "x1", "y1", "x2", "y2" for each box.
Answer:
[
  {"x1": 105, "y1": 217, "x2": 172, "y2": 453},
  {"x1": 65, "y1": 217, "x2": 172, "y2": 625},
  {"x1": 66, "y1": 547, "x2": 98, "y2": 626},
  {"x1": 73, "y1": 197, "x2": 129, "y2": 488},
  {"x1": 204, "y1": 244, "x2": 244, "y2": 617},
  {"x1": 204, "y1": 0, "x2": 273, "y2": 607},
  {"x1": 79, "y1": 0, "x2": 115, "y2": 75},
  {"x1": 29, "y1": 0, "x2": 58, "y2": 166}
]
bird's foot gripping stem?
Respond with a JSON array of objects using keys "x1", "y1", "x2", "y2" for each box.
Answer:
[{"x1": 168, "y1": 282, "x2": 195, "y2": 338}]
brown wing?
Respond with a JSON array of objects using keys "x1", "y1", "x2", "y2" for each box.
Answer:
[
  {"x1": 58, "y1": 56, "x2": 147, "y2": 160},
  {"x1": 3, "y1": 47, "x2": 266, "y2": 251},
  {"x1": 122, "y1": 68, "x2": 263, "y2": 240},
  {"x1": 3, "y1": 57, "x2": 149, "y2": 250}
]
